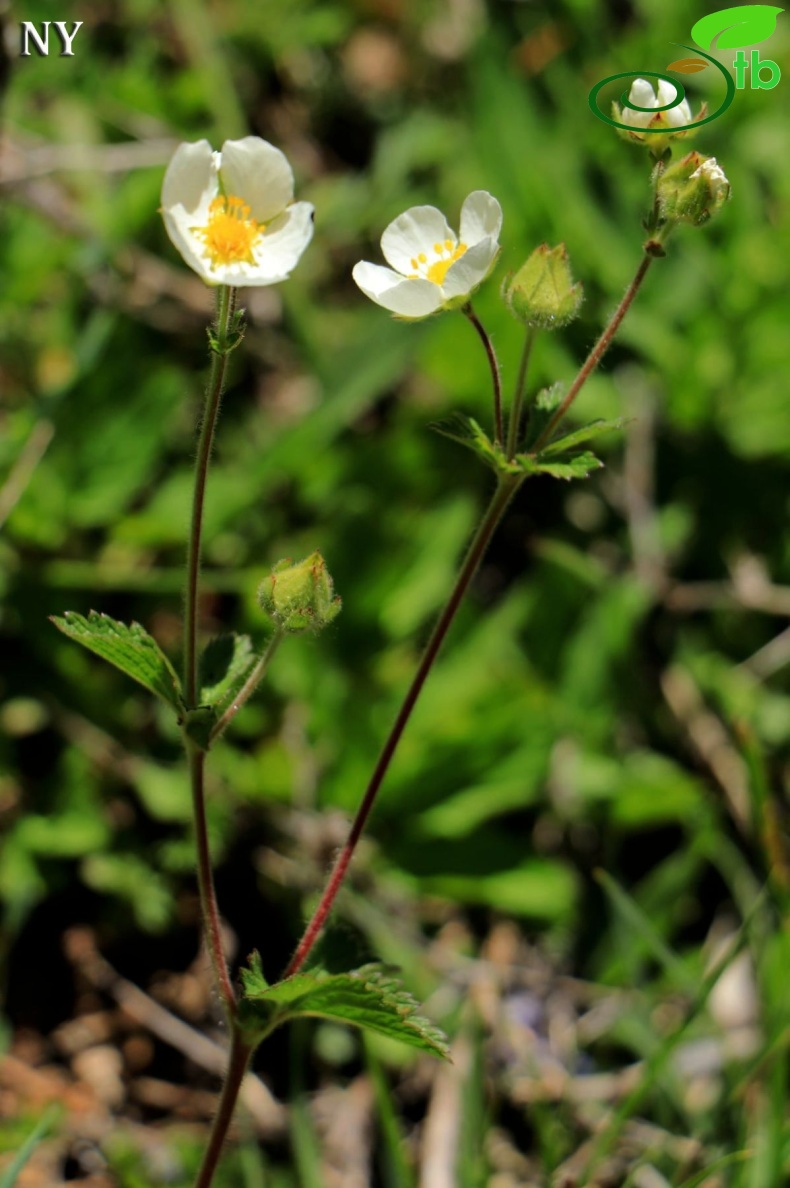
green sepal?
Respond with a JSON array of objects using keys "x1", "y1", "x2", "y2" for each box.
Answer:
[
  {"x1": 238, "y1": 956, "x2": 450, "y2": 1059},
  {"x1": 181, "y1": 705, "x2": 218, "y2": 751},
  {"x1": 207, "y1": 307, "x2": 246, "y2": 356},
  {"x1": 199, "y1": 633, "x2": 255, "y2": 707},
  {"x1": 516, "y1": 450, "x2": 604, "y2": 481},
  {"x1": 433, "y1": 414, "x2": 520, "y2": 477},
  {"x1": 51, "y1": 611, "x2": 183, "y2": 711}
]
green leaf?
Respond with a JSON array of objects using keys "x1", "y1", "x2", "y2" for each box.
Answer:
[
  {"x1": 517, "y1": 450, "x2": 604, "y2": 481},
  {"x1": 521, "y1": 382, "x2": 564, "y2": 450},
  {"x1": 538, "y1": 418, "x2": 624, "y2": 457},
  {"x1": 239, "y1": 958, "x2": 450, "y2": 1059},
  {"x1": 199, "y1": 633, "x2": 255, "y2": 706},
  {"x1": 691, "y1": 5, "x2": 783, "y2": 49},
  {"x1": 51, "y1": 611, "x2": 183, "y2": 710},
  {"x1": 433, "y1": 414, "x2": 520, "y2": 476}
]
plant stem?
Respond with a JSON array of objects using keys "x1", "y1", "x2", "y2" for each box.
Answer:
[
  {"x1": 463, "y1": 303, "x2": 503, "y2": 445},
  {"x1": 506, "y1": 325, "x2": 537, "y2": 460},
  {"x1": 184, "y1": 284, "x2": 235, "y2": 708},
  {"x1": 193, "y1": 1027, "x2": 253, "y2": 1188},
  {"x1": 210, "y1": 628, "x2": 286, "y2": 744},
  {"x1": 531, "y1": 254, "x2": 654, "y2": 453},
  {"x1": 182, "y1": 285, "x2": 237, "y2": 1020},
  {"x1": 283, "y1": 473, "x2": 522, "y2": 979},
  {"x1": 187, "y1": 742, "x2": 236, "y2": 1017}
]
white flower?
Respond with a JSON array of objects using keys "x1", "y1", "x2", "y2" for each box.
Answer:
[
  {"x1": 621, "y1": 78, "x2": 692, "y2": 130},
  {"x1": 690, "y1": 156, "x2": 728, "y2": 186},
  {"x1": 352, "y1": 191, "x2": 502, "y2": 319},
  {"x1": 161, "y1": 137, "x2": 314, "y2": 287}
]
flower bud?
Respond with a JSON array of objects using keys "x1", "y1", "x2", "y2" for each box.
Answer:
[
  {"x1": 612, "y1": 78, "x2": 703, "y2": 155},
  {"x1": 502, "y1": 243, "x2": 583, "y2": 330},
  {"x1": 258, "y1": 551, "x2": 341, "y2": 634},
  {"x1": 656, "y1": 152, "x2": 731, "y2": 226}
]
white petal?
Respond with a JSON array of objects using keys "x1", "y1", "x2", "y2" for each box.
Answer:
[
  {"x1": 629, "y1": 78, "x2": 657, "y2": 108},
  {"x1": 380, "y1": 205, "x2": 455, "y2": 275},
  {"x1": 664, "y1": 94, "x2": 692, "y2": 127},
  {"x1": 219, "y1": 137, "x2": 295, "y2": 222},
  {"x1": 163, "y1": 201, "x2": 221, "y2": 285},
  {"x1": 161, "y1": 139, "x2": 216, "y2": 213},
  {"x1": 691, "y1": 157, "x2": 728, "y2": 186},
  {"x1": 459, "y1": 191, "x2": 502, "y2": 248},
  {"x1": 250, "y1": 201, "x2": 315, "y2": 283},
  {"x1": 622, "y1": 78, "x2": 656, "y2": 127},
  {"x1": 656, "y1": 79, "x2": 679, "y2": 109},
  {"x1": 352, "y1": 261, "x2": 444, "y2": 318},
  {"x1": 440, "y1": 238, "x2": 499, "y2": 302}
]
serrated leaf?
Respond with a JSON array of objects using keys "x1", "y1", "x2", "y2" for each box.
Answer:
[
  {"x1": 199, "y1": 633, "x2": 255, "y2": 706},
  {"x1": 691, "y1": 5, "x2": 783, "y2": 49},
  {"x1": 666, "y1": 57, "x2": 709, "y2": 73},
  {"x1": 239, "y1": 958, "x2": 450, "y2": 1059},
  {"x1": 517, "y1": 450, "x2": 604, "y2": 481},
  {"x1": 51, "y1": 611, "x2": 183, "y2": 710},
  {"x1": 539, "y1": 418, "x2": 624, "y2": 457},
  {"x1": 433, "y1": 414, "x2": 519, "y2": 476}
]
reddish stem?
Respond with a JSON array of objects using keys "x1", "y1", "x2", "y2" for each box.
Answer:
[
  {"x1": 463, "y1": 303, "x2": 504, "y2": 444},
  {"x1": 531, "y1": 254, "x2": 653, "y2": 453},
  {"x1": 283, "y1": 475, "x2": 520, "y2": 978},
  {"x1": 193, "y1": 1028, "x2": 252, "y2": 1188},
  {"x1": 188, "y1": 744, "x2": 236, "y2": 1017}
]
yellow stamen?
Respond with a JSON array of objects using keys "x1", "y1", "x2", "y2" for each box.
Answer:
[
  {"x1": 426, "y1": 241, "x2": 467, "y2": 286},
  {"x1": 192, "y1": 193, "x2": 264, "y2": 268},
  {"x1": 418, "y1": 252, "x2": 427, "y2": 263}
]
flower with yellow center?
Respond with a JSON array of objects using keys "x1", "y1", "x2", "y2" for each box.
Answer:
[
  {"x1": 352, "y1": 192, "x2": 502, "y2": 319},
  {"x1": 161, "y1": 137, "x2": 314, "y2": 287}
]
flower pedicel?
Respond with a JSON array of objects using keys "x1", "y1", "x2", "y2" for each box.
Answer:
[{"x1": 161, "y1": 136, "x2": 314, "y2": 287}]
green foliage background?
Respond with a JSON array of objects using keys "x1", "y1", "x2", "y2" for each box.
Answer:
[{"x1": 1, "y1": 0, "x2": 789, "y2": 1182}]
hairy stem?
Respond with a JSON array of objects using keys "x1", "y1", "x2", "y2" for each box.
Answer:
[
  {"x1": 184, "y1": 284, "x2": 235, "y2": 707},
  {"x1": 531, "y1": 254, "x2": 654, "y2": 453},
  {"x1": 210, "y1": 628, "x2": 286, "y2": 744},
  {"x1": 463, "y1": 303, "x2": 503, "y2": 445},
  {"x1": 183, "y1": 284, "x2": 238, "y2": 1018},
  {"x1": 506, "y1": 325, "x2": 537, "y2": 460},
  {"x1": 193, "y1": 1027, "x2": 253, "y2": 1188},
  {"x1": 188, "y1": 743, "x2": 236, "y2": 1017},
  {"x1": 283, "y1": 474, "x2": 522, "y2": 978}
]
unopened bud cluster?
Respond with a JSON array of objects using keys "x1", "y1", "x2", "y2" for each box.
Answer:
[
  {"x1": 502, "y1": 243, "x2": 583, "y2": 330},
  {"x1": 258, "y1": 552, "x2": 341, "y2": 634},
  {"x1": 614, "y1": 77, "x2": 705, "y2": 155}
]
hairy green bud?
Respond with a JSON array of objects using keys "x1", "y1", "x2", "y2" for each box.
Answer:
[
  {"x1": 657, "y1": 152, "x2": 730, "y2": 227},
  {"x1": 502, "y1": 243, "x2": 583, "y2": 330},
  {"x1": 258, "y1": 551, "x2": 341, "y2": 634}
]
